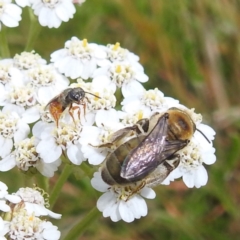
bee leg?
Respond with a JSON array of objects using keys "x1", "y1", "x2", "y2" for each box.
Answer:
[
  {"x1": 68, "y1": 103, "x2": 76, "y2": 125},
  {"x1": 76, "y1": 101, "x2": 87, "y2": 123},
  {"x1": 81, "y1": 102, "x2": 87, "y2": 122},
  {"x1": 164, "y1": 154, "x2": 181, "y2": 170},
  {"x1": 69, "y1": 103, "x2": 82, "y2": 126},
  {"x1": 125, "y1": 181, "x2": 146, "y2": 201},
  {"x1": 89, "y1": 142, "x2": 114, "y2": 149}
]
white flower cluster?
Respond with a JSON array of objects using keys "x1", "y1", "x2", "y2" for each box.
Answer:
[
  {"x1": 0, "y1": 181, "x2": 61, "y2": 239},
  {"x1": 0, "y1": 0, "x2": 85, "y2": 30},
  {"x1": 0, "y1": 38, "x2": 216, "y2": 223}
]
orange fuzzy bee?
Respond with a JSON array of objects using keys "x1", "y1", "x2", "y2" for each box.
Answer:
[{"x1": 45, "y1": 87, "x2": 99, "y2": 127}]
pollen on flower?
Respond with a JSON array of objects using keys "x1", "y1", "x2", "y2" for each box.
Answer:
[
  {"x1": 15, "y1": 138, "x2": 40, "y2": 171},
  {"x1": 115, "y1": 65, "x2": 122, "y2": 73},
  {"x1": 28, "y1": 66, "x2": 55, "y2": 87},
  {"x1": 82, "y1": 38, "x2": 88, "y2": 47},
  {"x1": 112, "y1": 181, "x2": 145, "y2": 201},
  {"x1": 110, "y1": 63, "x2": 134, "y2": 87},
  {"x1": 107, "y1": 42, "x2": 129, "y2": 62},
  {"x1": 71, "y1": 78, "x2": 92, "y2": 92},
  {"x1": 54, "y1": 124, "x2": 81, "y2": 148},
  {"x1": 0, "y1": 112, "x2": 18, "y2": 138},
  {"x1": 141, "y1": 88, "x2": 166, "y2": 109},
  {"x1": 179, "y1": 141, "x2": 202, "y2": 169},
  {"x1": 13, "y1": 51, "x2": 47, "y2": 70},
  {"x1": 67, "y1": 38, "x2": 92, "y2": 59},
  {"x1": 8, "y1": 86, "x2": 36, "y2": 107},
  {"x1": 121, "y1": 110, "x2": 145, "y2": 126},
  {"x1": 87, "y1": 89, "x2": 116, "y2": 111},
  {"x1": 113, "y1": 42, "x2": 120, "y2": 51},
  {"x1": 8, "y1": 210, "x2": 44, "y2": 240}
]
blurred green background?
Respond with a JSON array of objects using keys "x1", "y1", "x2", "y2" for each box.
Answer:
[{"x1": 2, "y1": 0, "x2": 240, "y2": 239}]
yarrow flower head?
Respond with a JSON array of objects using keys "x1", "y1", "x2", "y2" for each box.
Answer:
[
  {"x1": 8, "y1": 210, "x2": 60, "y2": 240},
  {"x1": 36, "y1": 122, "x2": 85, "y2": 165},
  {"x1": 12, "y1": 187, "x2": 61, "y2": 219},
  {"x1": 105, "y1": 42, "x2": 140, "y2": 63},
  {"x1": 0, "y1": 39, "x2": 217, "y2": 224},
  {"x1": 91, "y1": 171, "x2": 156, "y2": 222},
  {"x1": 12, "y1": 51, "x2": 47, "y2": 70},
  {"x1": 51, "y1": 37, "x2": 107, "y2": 79},
  {"x1": 0, "y1": 182, "x2": 61, "y2": 239},
  {"x1": 0, "y1": 110, "x2": 29, "y2": 158}
]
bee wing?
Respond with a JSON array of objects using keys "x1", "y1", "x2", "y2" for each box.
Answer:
[
  {"x1": 121, "y1": 114, "x2": 188, "y2": 182},
  {"x1": 145, "y1": 155, "x2": 180, "y2": 188},
  {"x1": 44, "y1": 94, "x2": 61, "y2": 110},
  {"x1": 156, "y1": 139, "x2": 189, "y2": 162},
  {"x1": 120, "y1": 113, "x2": 169, "y2": 181},
  {"x1": 44, "y1": 88, "x2": 72, "y2": 110}
]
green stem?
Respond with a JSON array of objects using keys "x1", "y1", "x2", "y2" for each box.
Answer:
[
  {"x1": 0, "y1": 26, "x2": 10, "y2": 58},
  {"x1": 49, "y1": 164, "x2": 73, "y2": 208},
  {"x1": 36, "y1": 174, "x2": 49, "y2": 192},
  {"x1": 25, "y1": 8, "x2": 42, "y2": 52},
  {"x1": 63, "y1": 207, "x2": 101, "y2": 240},
  {"x1": 81, "y1": 161, "x2": 95, "y2": 178}
]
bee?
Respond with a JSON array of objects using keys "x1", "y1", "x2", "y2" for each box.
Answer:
[
  {"x1": 120, "y1": 107, "x2": 209, "y2": 181},
  {"x1": 45, "y1": 87, "x2": 100, "y2": 127},
  {"x1": 101, "y1": 113, "x2": 189, "y2": 188}
]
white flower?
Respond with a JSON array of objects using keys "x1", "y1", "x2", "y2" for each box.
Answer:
[
  {"x1": 8, "y1": 210, "x2": 60, "y2": 240},
  {"x1": 0, "y1": 182, "x2": 10, "y2": 212},
  {"x1": 3, "y1": 103, "x2": 41, "y2": 125},
  {"x1": 6, "y1": 85, "x2": 37, "y2": 107},
  {"x1": 105, "y1": 42, "x2": 140, "y2": 64},
  {"x1": 119, "y1": 109, "x2": 152, "y2": 127},
  {"x1": 15, "y1": 0, "x2": 33, "y2": 7},
  {"x1": 0, "y1": 217, "x2": 9, "y2": 239},
  {"x1": 0, "y1": 0, "x2": 22, "y2": 30},
  {"x1": 36, "y1": 123, "x2": 84, "y2": 165},
  {"x1": 13, "y1": 51, "x2": 47, "y2": 70},
  {"x1": 92, "y1": 61, "x2": 148, "y2": 97},
  {"x1": 39, "y1": 221, "x2": 61, "y2": 240},
  {"x1": 0, "y1": 111, "x2": 29, "y2": 158},
  {"x1": 51, "y1": 37, "x2": 107, "y2": 79},
  {"x1": 31, "y1": 0, "x2": 76, "y2": 28},
  {"x1": 0, "y1": 137, "x2": 61, "y2": 177},
  {"x1": 122, "y1": 88, "x2": 179, "y2": 113},
  {"x1": 27, "y1": 64, "x2": 69, "y2": 90},
  {"x1": 13, "y1": 187, "x2": 61, "y2": 219},
  {"x1": 91, "y1": 171, "x2": 156, "y2": 222},
  {"x1": 0, "y1": 181, "x2": 21, "y2": 212},
  {"x1": 80, "y1": 109, "x2": 124, "y2": 165}
]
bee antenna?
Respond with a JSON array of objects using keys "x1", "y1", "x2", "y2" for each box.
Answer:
[
  {"x1": 196, "y1": 129, "x2": 210, "y2": 143},
  {"x1": 85, "y1": 91, "x2": 101, "y2": 99}
]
